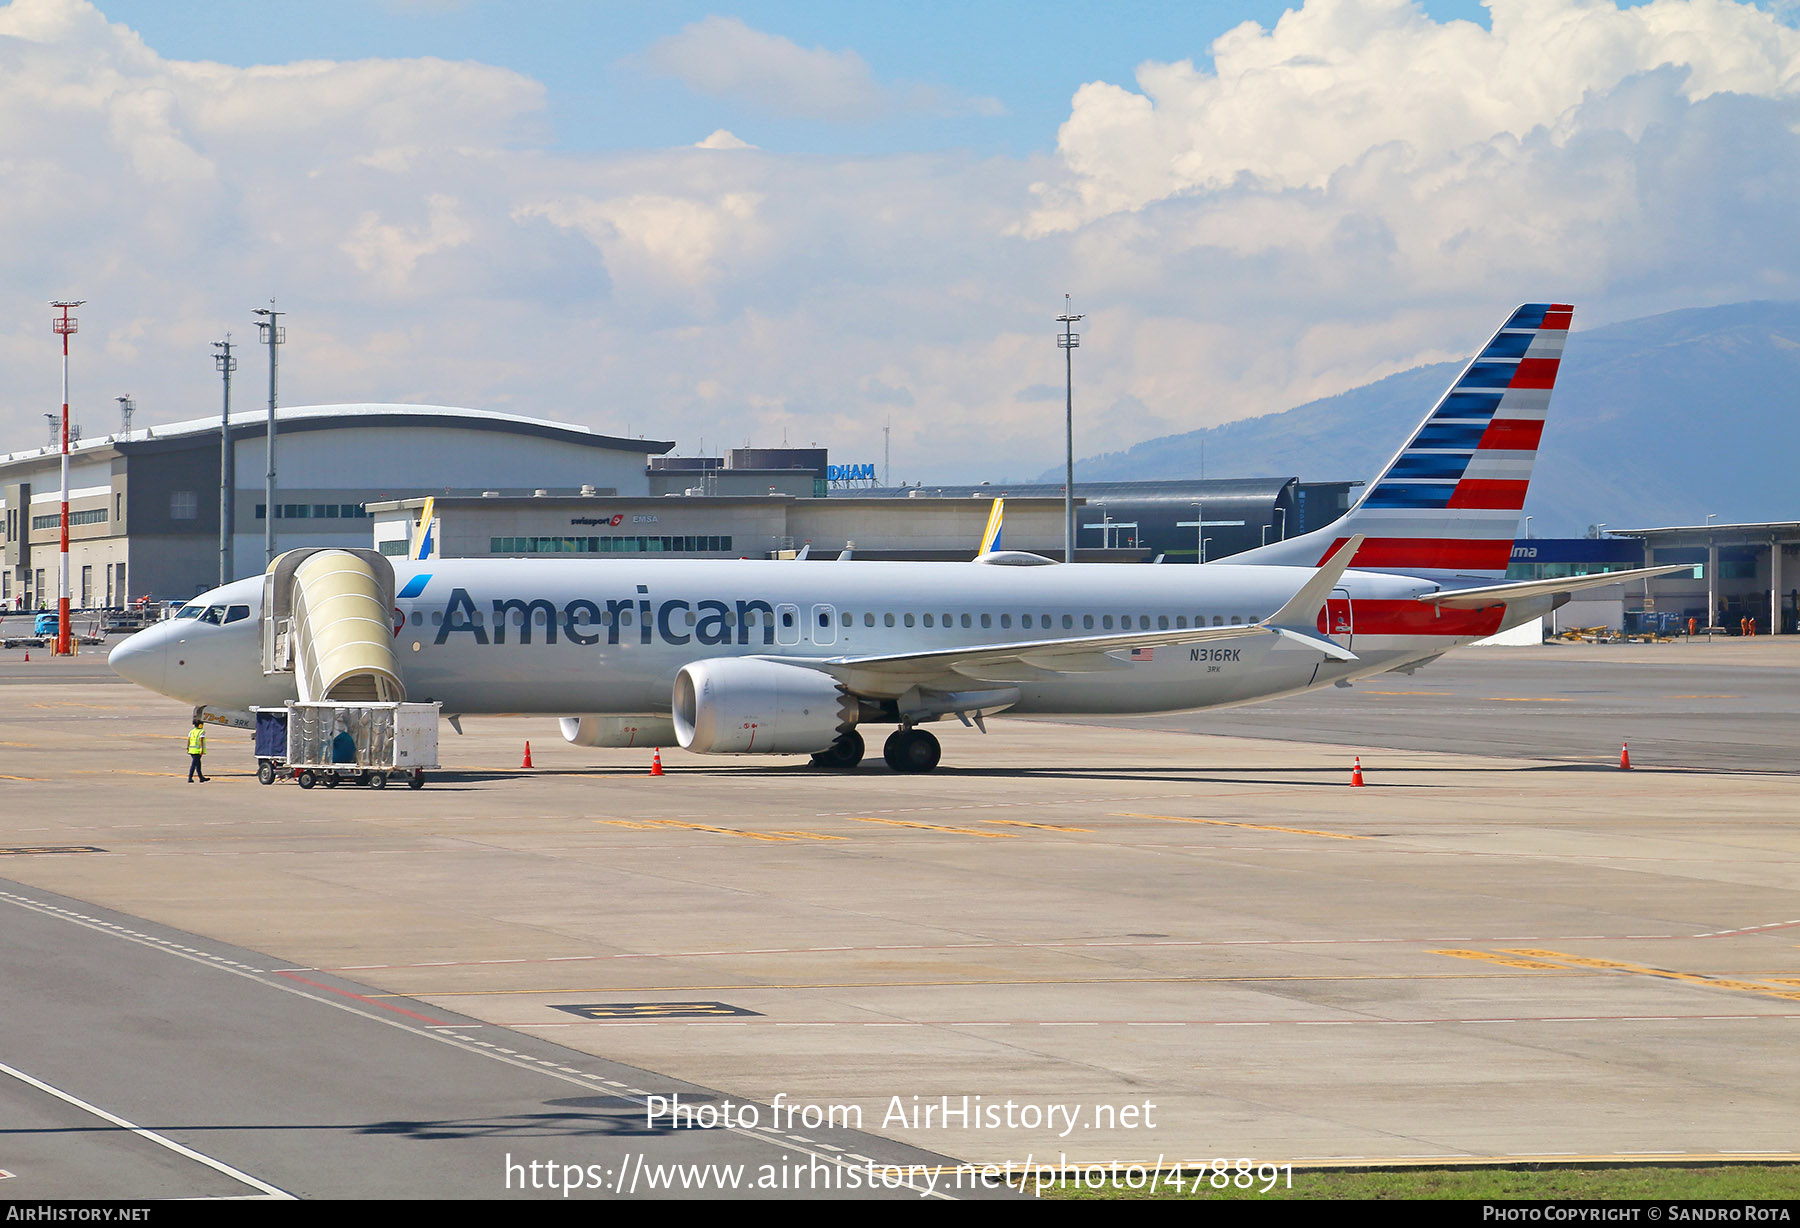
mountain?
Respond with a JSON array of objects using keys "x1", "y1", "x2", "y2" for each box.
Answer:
[{"x1": 1047, "y1": 302, "x2": 1800, "y2": 535}]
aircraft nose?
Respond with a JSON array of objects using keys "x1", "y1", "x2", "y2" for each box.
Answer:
[{"x1": 109, "y1": 625, "x2": 167, "y2": 693}]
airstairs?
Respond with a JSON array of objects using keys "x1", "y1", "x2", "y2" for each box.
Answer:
[{"x1": 261, "y1": 548, "x2": 406, "y2": 703}]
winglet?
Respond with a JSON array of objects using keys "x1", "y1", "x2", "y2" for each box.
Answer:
[
  {"x1": 1264, "y1": 534, "x2": 1364, "y2": 629},
  {"x1": 978, "y1": 497, "x2": 1004, "y2": 557}
]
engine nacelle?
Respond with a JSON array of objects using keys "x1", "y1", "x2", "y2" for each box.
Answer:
[
  {"x1": 560, "y1": 715, "x2": 679, "y2": 748},
  {"x1": 672, "y1": 658, "x2": 856, "y2": 755}
]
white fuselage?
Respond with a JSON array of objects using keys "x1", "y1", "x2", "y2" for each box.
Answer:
[{"x1": 109, "y1": 558, "x2": 1544, "y2": 720}]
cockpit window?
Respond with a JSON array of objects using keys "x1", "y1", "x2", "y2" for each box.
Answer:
[
  {"x1": 175, "y1": 605, "x2": 203, "y2": 619},
  {"x1": 199, "y1": 606, "x2": 225, "y2": 625},
  {"x1": 224, "y1": 605, "x2": 251, "y2": 624}
]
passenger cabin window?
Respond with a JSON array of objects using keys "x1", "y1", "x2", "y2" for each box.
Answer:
[
  {"x1": 903, "y1": 613, "x2": 915, "y2": 628},
  {"x1": 884, "y1": 613, "x2": 895, "y2": 627},
  {"x1": 923, "y1": 614, "x2": 934, "y2": 628}
]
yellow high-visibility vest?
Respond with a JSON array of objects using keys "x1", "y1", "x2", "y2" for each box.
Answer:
[{"x1": 187, "y1": 727, "x2": 206, "y2": 755}]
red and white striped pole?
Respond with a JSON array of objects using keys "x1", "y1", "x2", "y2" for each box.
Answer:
[{"x1": 51, "y1": 301, "x2": 82, "y2": 656}]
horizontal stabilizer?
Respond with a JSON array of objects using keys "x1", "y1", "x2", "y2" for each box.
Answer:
[{"x1": 1417, "y1": 564, "x2": 1691, "y2": 609}]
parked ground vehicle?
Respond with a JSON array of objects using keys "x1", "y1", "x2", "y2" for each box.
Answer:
[
  {"x1": 1, "y1": 610, "x2": 106, "y2": 649},
  {"x1": 252, "y1": 701, "x2": 441, "y2": 789}
]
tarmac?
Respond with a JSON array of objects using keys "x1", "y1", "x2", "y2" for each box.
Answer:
[{"x1": 1, "y1": 637, "x2": 1797, "y2": 1197}]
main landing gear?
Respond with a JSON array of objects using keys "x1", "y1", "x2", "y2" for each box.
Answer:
[
  {"x1": 810, "y1": 729, "x2": 865, "y2": 770},
  {"x1": 809, "y1": 727, "x2": 943, "y2": 773},
  {"x1": 883, "y1": 728, "x2": 941, "y2": 774}
]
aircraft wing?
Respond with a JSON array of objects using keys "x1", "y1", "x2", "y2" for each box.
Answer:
[
  {"x1": 1417, "y1": 564, "x2": 1691, "y2": 609},
  {"x1": 795, "y1": 537, "x2": 1364, "y2": 698}
]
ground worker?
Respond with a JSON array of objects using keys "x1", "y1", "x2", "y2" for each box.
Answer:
[{"x1": 187, "y1": 718, "x2": 210, "y2": 783}]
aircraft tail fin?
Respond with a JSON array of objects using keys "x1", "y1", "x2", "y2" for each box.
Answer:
[
  {"x1": 410, "y1": 497, "x2": 438, "y2": 562},
  {"x1": 978, "y1": 497, "x2": 1005, "y2": 557},
  {"x1": 1231, "y1": 303, "x2": 1572, "y2": 580}
]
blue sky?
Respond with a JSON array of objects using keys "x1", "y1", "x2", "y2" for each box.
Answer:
[
  {"x1": 94, "y1": 0, "x2": 1568, "y2": 156},
  {"x1": 5, "y1": 0, "x2": 1798, "y2": 489}
]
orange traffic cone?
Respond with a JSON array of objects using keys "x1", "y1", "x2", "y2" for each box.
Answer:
[
  {"x1": 21, "y1": 651, "x2": 27, "y2": 662},
  {"x1": 521, "y1": 741, "x2": 533, "y2": 769},
  {"x1": 650, "y1": 748, "x2": 664, "y2": 777},
  {"x1": 1351, "y1": 756, "x2": 1365, "y2": 787},
  {"x1": 1619, "y1": 742, "x2": 1631, "y2": 770}
]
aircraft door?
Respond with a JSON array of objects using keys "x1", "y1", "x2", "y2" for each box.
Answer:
[
  {"x1": 810, "y1": 603, "x2": 837, "y2": 647},
  {"x1": 775, "y1": 602, "x2": 802, "y2": 646},
  {"x1": 1326, "y1": 587, "x2": 1354, "y2": 650}
]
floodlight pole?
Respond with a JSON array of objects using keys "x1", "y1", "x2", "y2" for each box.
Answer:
[
  {"x1": 214, "y1": 337, "x2": 238, "y2": 585},
  {"x1": 51, "y1": 301, "x2": 83, "y2": 654},
  {"x1": 254, "y1": 305, "x2": 285, "y2": 566},
  {"x1": 1056, "y1": 297, "x2": 1084, "y2": 563}
]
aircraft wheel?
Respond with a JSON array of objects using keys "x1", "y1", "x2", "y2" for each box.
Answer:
[
  {"x1": 297, "y1": 771, "x2": 316, "y2": 790},
  {"x1": 368, "y1": 771, "x2": 388, "y2": 790},
  {"x1": 257, "y1": 762, "x2": 275, "y2": 786},
  {"x1": 810, "y1": 730, "x2": 865, "y2": 769},
  {"x1": 883, "y1": 728, "x2": 941, "y2": 774}
]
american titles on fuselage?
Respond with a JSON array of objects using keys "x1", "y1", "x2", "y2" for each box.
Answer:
[{"x1": 430, "y1": 585, "x2": 1258, "y2": 650}]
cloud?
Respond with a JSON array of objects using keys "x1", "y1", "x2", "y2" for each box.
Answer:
[
  {"x1": 0, "y1": 0, "x2": 1797, "y2": 495},
  {"x1": 1029, "y1": 0, "x2": 1800, "y2": 230},
  {"x1": 341, "y1": 194, "x2": 476, "y2": 294},
  {"x1": 643, "y1": 16, "x2": 1002, "y2": 121},
  {"x1": 695, "y1": 128, "x2": 757, "y2": 149}
]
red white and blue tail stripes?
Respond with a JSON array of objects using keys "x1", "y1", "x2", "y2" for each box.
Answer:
[{"x1": 1318, "y1": 303, "x2": 1569, "y2": 578}]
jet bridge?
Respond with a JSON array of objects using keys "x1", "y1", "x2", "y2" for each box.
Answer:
[{"x1": 261, "y1": 548, "x2": 406, "y2": 703}]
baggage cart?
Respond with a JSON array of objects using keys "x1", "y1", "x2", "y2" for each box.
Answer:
[{"x1": 256, "y1": 701, "x2": 441, "y2": 790}]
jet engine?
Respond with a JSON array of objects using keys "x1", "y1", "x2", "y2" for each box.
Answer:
[
  {"x1": 560, "y1": 715, "x2": 679, "y2": 748},
  {"x1": 672, "y1": 658, "x2": 857, "y2": 754}
]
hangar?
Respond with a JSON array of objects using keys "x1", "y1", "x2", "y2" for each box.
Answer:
[{"x1": 0, "y1": 405, "x2": 672, "y2": 606}]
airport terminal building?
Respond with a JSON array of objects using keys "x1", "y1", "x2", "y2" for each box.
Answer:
[
  {"x1": 8, "y1": 400, "x2": 1793, "y2": 636},
  {"x1": 0, "y1": 405, "x2": 673, "y2": 606}
]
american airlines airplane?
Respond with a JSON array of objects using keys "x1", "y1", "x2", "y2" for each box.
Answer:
[{"x1": 109, "y1": 304, "x2": 1676, "y2": 773}]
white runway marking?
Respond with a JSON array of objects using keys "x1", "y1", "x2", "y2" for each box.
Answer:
[{"x1": 0, "y1": 1060, "x2": 291, "y2": 1200}]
